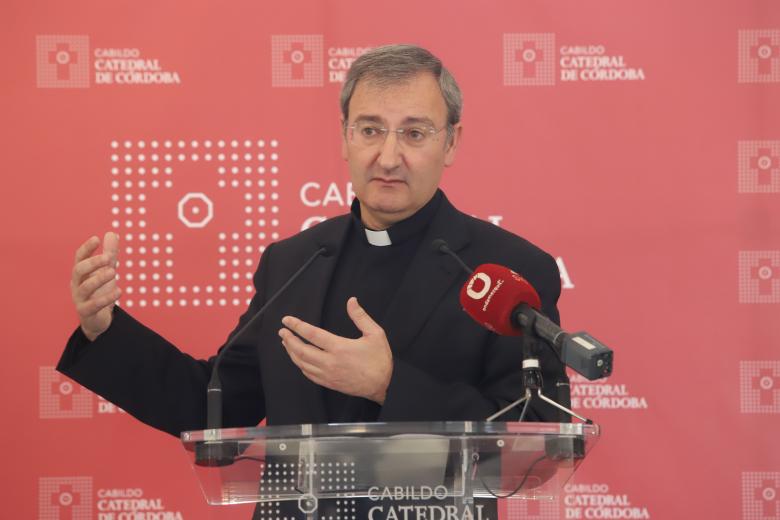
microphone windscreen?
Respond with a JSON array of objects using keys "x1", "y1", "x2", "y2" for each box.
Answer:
[
  {"x1": 459, "y1": 264, "x2": 541, "y2": 336},
  {"x1": 430, "y1": 238, "x2": 449, "y2": 254}
]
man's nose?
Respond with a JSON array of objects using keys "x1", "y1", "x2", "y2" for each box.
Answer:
[{"x1": 377, "y1": 131, "x2": 402, "y2": 170}]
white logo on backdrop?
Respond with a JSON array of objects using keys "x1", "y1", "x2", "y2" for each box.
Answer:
[
  {"x1": 271, "y1": 35, "x2": 324, "y2": 87},
  {"x1": 36, "y1": 35, "x2": 181, "y2": 87},
  {"x1": 569, "y1": 373, "x2": 648, "y2": 410},
  {"x1": 503, "y1": 33, "x2": 557, "y2": 86},
  {"x1": 742, "y1": 472, "x2": 780, "y2": 519},
  {"x1": 738, "y1": 30, "x2": 780, "y2": 83},
  {"x1": 738, "y1": 251, "x2": 780, "y2": 304},
  {"x1": 564, "y1": 482, "x2": 651, "y2": 519},
  {"x1": 505, "y1": 493, "x2": 559, "y2": 519},
  {"x1": 39, "y1": 477, "x2": 92, "y2": 520},
  {"x1": 39, "y1": 367, "x2": 93, "y2": 419},
  {"x1": 738, "y1": 141, "x2": 780, "y2": 193},
  {"x1": 740, "y1": 361, "x2": 780, "y2": 414},
  {"x1": 36, "y1": 35, "x2": 90, "y2": 88},
  {"x1": 503, "y1": 33, "x2": 646, "y2": 85}
]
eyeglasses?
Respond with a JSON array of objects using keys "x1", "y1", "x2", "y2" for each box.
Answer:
[{"x1": 347, "y1": 121, "x2": 446, "y2": 148}]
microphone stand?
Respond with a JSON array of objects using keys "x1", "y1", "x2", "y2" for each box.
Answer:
[
  {"x1": 486, "y1": 309, "x2": 590, "y2": 425},
  {"x1": 196, "y1": 246, "x2": 330, "y2": 467}
]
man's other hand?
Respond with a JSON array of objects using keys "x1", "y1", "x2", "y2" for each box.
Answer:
[
  {"x1": 71, "y1": 232, "x2": 121, "y2": 341},
  {"x1": 279, "y1": 297, "x2": 393, "y2": 404}
]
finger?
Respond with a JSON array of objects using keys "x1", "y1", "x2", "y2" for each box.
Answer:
[
  {"x1": 76, "y1": 287, "x2": 122, "y2": 318},
  {"x1": 284, "y1": 343, "x2": 326, "y2": 381},
  {"x1": 74, "y1": 236, "x2": 101, "y2": 264},
  {"x1": 280, "y1": 316, "x2": 341, "y2": 351},
  {"x1": 102, "y1": 232, "x2": 120, "y2": 265},
  {"x1": 346, "y1": 297, "x2": 383, "y2": 336},
  {"x1": 279, "y1": 328, "x2": 330, "y2": 368},
  {"x1": 71, "y1": 254, "x2": 111, "y2": 287},
  {"x1": 76, "y1": 267, "x2": 116, "y2": 302}
]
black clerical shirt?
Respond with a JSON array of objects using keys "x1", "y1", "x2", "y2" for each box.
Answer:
[{"x1": 320, "y1": 190, "x2": 443, "y2": 422}]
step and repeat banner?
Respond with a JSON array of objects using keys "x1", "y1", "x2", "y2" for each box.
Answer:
[{"x1": 1, "y1": 0, "x2": 778, "y2": 519}]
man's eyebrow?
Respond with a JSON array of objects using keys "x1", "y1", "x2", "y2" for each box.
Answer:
[
  {"x1": 352, "y1": 114, "x2": 384, "y2": 124},
  {"x1": 351, "y1": 115, "x2": 438, "y2": 127},
  {"x1": 401, "y1": 116, "x2": 437, "y2": 127}
]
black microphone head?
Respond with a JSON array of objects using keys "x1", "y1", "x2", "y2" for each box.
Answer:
[
  {"x1": 195, "y1": 441, "x2": 239, "y2": 467},
  {"x1": 318, "y1": 244, "x2": 335, "y2": 257},
  {"x1": 431, "y1": 238, "x2": 449, "y2": 254}
]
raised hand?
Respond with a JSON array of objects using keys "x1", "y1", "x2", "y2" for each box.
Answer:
[{"x1": 70, "y1": 232, "x2": 121, "y2": 341}]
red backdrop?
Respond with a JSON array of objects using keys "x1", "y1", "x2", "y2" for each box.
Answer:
[{"x1": 2, "y1": 1, "x2": 779, "y2": 518}]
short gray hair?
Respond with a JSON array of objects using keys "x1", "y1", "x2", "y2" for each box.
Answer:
[{"x1": 340, "y1": 44, "x2": 462, "y2": 138}]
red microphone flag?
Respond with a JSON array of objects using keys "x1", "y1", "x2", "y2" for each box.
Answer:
[{"x1": 459, "y1": 264, "x2": 542, "y2": 336}]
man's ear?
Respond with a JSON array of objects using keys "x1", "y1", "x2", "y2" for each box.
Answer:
[
  {"x1": 341, "y1": 118, "x2": 349, "y2": 161},
  {"x1": 444, "y1": 123, "x2": 463, "y2": 167}
]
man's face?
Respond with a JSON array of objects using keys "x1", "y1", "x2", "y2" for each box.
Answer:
[{"x1": 341, "y1": 72, "x2": 462, "y2": 230}]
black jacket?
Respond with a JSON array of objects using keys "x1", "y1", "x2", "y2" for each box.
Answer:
[{"x1": 58, "y1": 193, "x2": 568, "y2": 437}]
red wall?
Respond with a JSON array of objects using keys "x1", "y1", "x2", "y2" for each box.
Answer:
[{"x1": 2, "y1": 1, "x2": 779, "y2": 518}]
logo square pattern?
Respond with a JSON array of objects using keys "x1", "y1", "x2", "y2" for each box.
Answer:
[
  {"x1": 39, "y1": 477, "x2": 92, "y2": 520},
  {"x1": 271, "y1": 35, "x2": 324, "y2": 87},
  {"x1": 739, "y1": 141, "x2": 780, "y2": 193},
  {"x1": 740, "y1": 361, "x2": 780, "y2": 414},
  {"x1": 504, "y1": 492, "x2": 559, "y2": 519},
  {"x1": 738, "y1": 251, "x2": 780, "y2": 304},
  {"x1": 36, "y1": 35, "x2": 90, "y2": 88},
  {"x1": 738, "y1": 30, "x2": 780, "y2": 83},
  {"x1": 39, "y1": 367, "x2": 93, "y2": 419},
  {"x1": 743, "y1": 472, "x2": 780, "y2": 519},
  {"x1": 503, "y1": 33, "x2": 556, "y2": 86}
]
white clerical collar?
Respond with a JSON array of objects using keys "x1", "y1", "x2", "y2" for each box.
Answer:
[{"x1": 364, "y1": 228, "x2": 392, "y2": 247}]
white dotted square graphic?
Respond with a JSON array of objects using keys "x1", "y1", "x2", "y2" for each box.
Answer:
[
  {"x1": 36, "y1": 35, "x2": 90, "y2": 88},
  {"x1": 109, "y1": 138, "x2": 280, "y2": 308},
  {"x1": 505, "y1": 496, "x2": 560, "y2": 519},
  {"x1": 39, "y1": 477, "x2": 92, "y2": 520},
  {"x1": 739, "y1": 141, "x2": 780, "y2": 193},
  {"x1": 39, "y1": 367, "x2": 93, "y2": 419},
  {"x1": 253, "y1": 459, "x2": 358, "y2": 519},
  {"x1": 738, "y1": 251, "x2": 780, "y2": 304},
  {"x1": 742, "y1": 472, "x2": 780, "y2": 519},
  {"x1": 740, "y1": 361, "x2": 780, "y2": 414},
  {"x1": 739, "y1": 30, "x2": 780, "y2": 83},
  {"x1": 503, "y1": 33, "x2": 556, "y2": 86},
  {"x1": 271, "y1": 35, "x2": 324, "y2": 87}
]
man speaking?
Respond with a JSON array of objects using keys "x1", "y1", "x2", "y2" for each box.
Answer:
[{"x1": 60, "y1": 44, "x2": 567, "y2": 439}]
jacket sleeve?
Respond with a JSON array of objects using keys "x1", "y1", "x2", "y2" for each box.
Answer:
[{"x1": 56, "y1": 244, "x2": 278, "y2": 437}]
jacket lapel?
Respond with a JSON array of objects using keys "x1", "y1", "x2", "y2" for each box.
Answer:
[
  {"x1": 269, "y1": 216, "x2": 351, "y2": 425},
  {"x1": 380, "y1": 195, "x2": 472, "y2": 357}
]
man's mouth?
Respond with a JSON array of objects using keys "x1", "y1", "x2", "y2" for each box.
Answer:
[{"x1": 371, "y1": 177, "x2": 405, "y2": 184}]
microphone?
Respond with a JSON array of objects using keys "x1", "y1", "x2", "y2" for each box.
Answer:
[
  {"x1": 460, "y1": 264, "x2": 613, "y2": 380},
  {"x1": 431, "y1": 238, "x2": 472, "y2": 274},
  {"x1": 197, "y1": 245, "x2": 331, "y2": 466}
]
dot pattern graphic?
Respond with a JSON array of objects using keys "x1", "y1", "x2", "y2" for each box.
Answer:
[
  {"x1": 38, "y1": 477, "x2": 92, "y2": 520},
  {"x1": 254, "y1": 460, "x2": 358, "y2": 520},
  {"x1": 110, "y1": 138, "x2": 280, "y2": 308},
  {"x1": 738, "y1": 140, "x2": 780, "y2": 193},
  {"x1": 738, "y1": 30, "x2": 780, "y2": 84},
  {"x1": 741, "y1": 472, "x2": 780, "y2": 519},
  {"x1": 503, "y1": 33, "x2": 556, "y2": 86},
  {"x1": 739, "y1": 361, "x2": 780, "y2": 414},
  {"x1": 39, "y1": 367, "x2": 93, "y2": 419}
]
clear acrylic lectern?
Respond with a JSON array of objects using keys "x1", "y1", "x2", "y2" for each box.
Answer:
[{"x1": 181, "y1": 421, "x2": 598, "y2": 518}]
